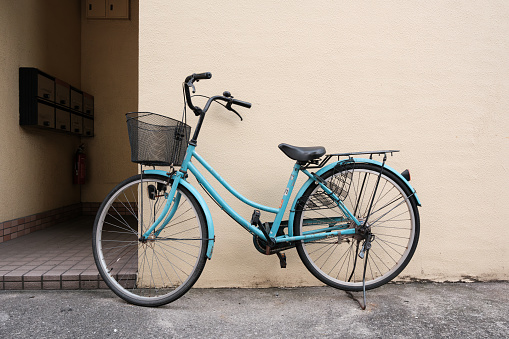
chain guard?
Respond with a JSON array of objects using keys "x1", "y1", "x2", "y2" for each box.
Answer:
[{"x1": 252, "y1": 235, "x2": 295, "y2": 255}]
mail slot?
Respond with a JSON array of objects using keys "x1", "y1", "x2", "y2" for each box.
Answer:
[
  {"x1": 83, "y1": 117, "x2": 94, "y2": 137},
  {"x1": 56, "y1": 109, "x2": 70, "y2": 132},
  {"x1": 55, "y1": 79, "x2": 70, "y2": 107},
  {"x1": 83, "y1": 92, "x2": 94, "y2": 116},
  {"x1": 70, "y1": 87, "x2": 83, "y2": 112},
  {"x1": 37, "y1": 103, "x2": 55, "y2": 128},
  {"x1": 37, "y1": 74, "x2": 55, "y2": 102},
  {"x1": 71, "y1": 114, "x2": 83, "y2": 134}
]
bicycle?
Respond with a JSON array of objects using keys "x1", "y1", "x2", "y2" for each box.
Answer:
[{"x1": 92, "y1": 72, "x2": 421, "y2": 307}]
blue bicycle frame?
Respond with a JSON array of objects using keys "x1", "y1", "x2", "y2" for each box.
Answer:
[{"x1": 139, "y1": 143, "x2": 368, "y2": 257}]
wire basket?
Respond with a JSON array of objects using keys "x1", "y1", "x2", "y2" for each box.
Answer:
[
  {"x1": 304, "y1": 166, "x2": 353, "y2": 210},
  {"x1": 126, "y1": 112, "x2": 191, "y2": 166}
]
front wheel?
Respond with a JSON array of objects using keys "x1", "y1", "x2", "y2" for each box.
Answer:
[
  {"x1": 93, "y1": 174, "x2": 208, "y2": 306},
  {"x1": 294, "y1": 162, "x2": 420, "y2": 291}
]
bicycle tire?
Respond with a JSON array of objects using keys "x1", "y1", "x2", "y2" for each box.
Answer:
[
  {"x1": 294, "y1": 162, "x2": 419, "y2": 291},
  {"x1": 93, "y1": 174, "x2": 208, "y2": 306}
]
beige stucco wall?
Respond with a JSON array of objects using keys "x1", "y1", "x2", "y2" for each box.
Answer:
[
  {"x1": 0, "y1": 1, "x2": 82, "y2": 222},
  {"x1": 139, "y1": 1, "x2": 509, "y2": 286},
  {"x1": 80, "y1": 0, "x2": 138, "y2": 203}
]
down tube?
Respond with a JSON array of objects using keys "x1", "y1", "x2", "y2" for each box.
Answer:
[{"x1": 187, "y1": 162, "x2": 267, "y2": 240}]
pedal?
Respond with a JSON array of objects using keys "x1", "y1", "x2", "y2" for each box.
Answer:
[
  {"x1": 250, "y1": 210, "x2": 261, "y2": 225},
  {"x1": 276, "y1": 252, "x2": 287, "y2": 268}
]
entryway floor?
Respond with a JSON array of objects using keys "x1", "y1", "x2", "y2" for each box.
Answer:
[{"x1": 0, "y1": 216, "x2": 104, "y2": 290}]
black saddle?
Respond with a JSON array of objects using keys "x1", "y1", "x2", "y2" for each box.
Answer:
[{"x1": 278, "y1": 143, "x2": 326, "y2": 162}]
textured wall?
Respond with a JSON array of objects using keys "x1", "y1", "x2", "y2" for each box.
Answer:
[
  {"x1": 138, "y1": 1, "x2": 509, "y2": 286},
  {"x1": 80, "y1": 0, "x2": 138, "y2": 203},
  {"x1": 0, "y1": 1, "x2": 82, "y2": 222}
]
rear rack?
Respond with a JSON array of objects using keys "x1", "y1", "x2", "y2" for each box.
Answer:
[{"x1": 303, "y1": 150, "x2": 399, "y2": 169}]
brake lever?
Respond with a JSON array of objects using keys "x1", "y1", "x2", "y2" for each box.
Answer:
[
  {"x1": 226, "y1": 101, "x2": 243, "y2": 121},
  {"x1": 186, "y1": 79, "x2": 196, "y2": 93}
]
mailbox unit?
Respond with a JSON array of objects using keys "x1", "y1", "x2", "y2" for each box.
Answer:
[{"x1": 19, "y1": 68, "x2": 94, "y2": 137}]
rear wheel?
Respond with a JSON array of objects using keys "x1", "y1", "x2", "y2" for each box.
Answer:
[
  {"x1": 93, "y1": 174, "x2": 208, "y2": 306},
  {"x1": 294, "y1": 163, "x2": 419, "y2": 291}
]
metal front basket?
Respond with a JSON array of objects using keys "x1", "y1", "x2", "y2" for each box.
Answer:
[{"x1": 126, "y1": 112, "x2": 191, "y2": 166}]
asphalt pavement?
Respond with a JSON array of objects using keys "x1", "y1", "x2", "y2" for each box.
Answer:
[{"x1": 0, "y1": 282, "x2": 508, "y2": 338}]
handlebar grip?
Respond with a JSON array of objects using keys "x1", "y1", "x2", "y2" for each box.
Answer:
[
  {"x1": 232, "y1": 99, "x2": 252, "y2": 109},
  {"x1": 193, "y1": 72, "x2": 212, "y2": 80}
]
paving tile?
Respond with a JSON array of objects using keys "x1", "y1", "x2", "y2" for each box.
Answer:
[
  {"x1": 42, "y1": 273, "x2": 62, "y2": 281},
  {"x1": 62, "y1": 281, "x2": 80, "y2": 290},
  {"x1": 23, "y1": 272, "x2": 43, "y2": 282},
  {"x1": 4, "y1": 273, "x2": 23, "y2": 282},
  {"x1": 0, "y1": 270, "x2": 12, "y2": 278},
  {"x1": 4, "y1": 281, "x2": 22, "y2": 290},
  {"x1": 61, "y1": 270, "x2": 83, "y2": 281},
  {"x1": 80, "y1": 280, "x2": 98, "y2": 289},
  {"x1": 80, "y1": 271, "x2": 100, "y2": 281},
  {"x1": 42, "y1": 281, "x2": 61, "y2": 290},
  {"x1": 23, "y1": 281, "x2": 42, "y2": 290}
]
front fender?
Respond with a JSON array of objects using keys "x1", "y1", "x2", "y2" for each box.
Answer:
[
  {"x1": 288, "y1": 159, "x2": 421, "y2": 236},
  {"x1": 144, "y1": 170, "x2": 215, "y2": 259}
]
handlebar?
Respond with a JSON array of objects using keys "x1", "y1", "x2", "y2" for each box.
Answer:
[
  {"x1": 184, "y1": 72, "x2": 251, "y2": 116},
  {"x1": 185, "y1": 72, "x2": 212, "y2": 83}
]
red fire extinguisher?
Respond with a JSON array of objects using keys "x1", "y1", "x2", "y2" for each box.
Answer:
[{"x1": 73, "y1": 144, "x2": 86, "y2": 185}]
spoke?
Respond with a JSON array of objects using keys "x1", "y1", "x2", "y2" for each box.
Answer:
[
  {"x1": 157, "y1": 242, "x2": 196, "y2": 268},
  {"x1": 101, "y1": 241, "x2": 138, "y2": 251},
  {"x1": 164, "y1": 226, "x2": 199, "y2": 238},
  {"x1": 313, "y1": 242, "x2": 337, "y2": 264},
  {"x1": 105, "y1": 215, "x2": 138, "y2": 235},
  {"x1": 103, "y1": 220, "x2": 138, "y2": 236},
  {"x1": 374, "y1": 233, "x2": 410, "y2": 240},
  {"x1": 370, "y1": 210, "x2": 409, "y2": 228},
  {"x1": 363, "y1": 175, "x2": 378, "y2": 218},
  {"x1": 368, "y1": 197, "x2": 408, "y2": 227},
  {"x1": 157, "y1": 240, "x2": 199, "y2": 261},
  {"x1": 165, "y1": 216, "x2": 197, "y2": 229},
  {"x1": 375, "y1": 237, "x2": 405, "y2": 256},
  {"x1": 372, "y1": 224, "x2": 411, "y2": 230},
  {"x1": 169, "y1": 204, "x2": 193, "y2": 224},
  {"x1": 156, "y1": 244, "x2": 195, "y2": 274},
  {"x1": 366, "y1": 248, "x2": 384, "y2": 276},
  {"x1": 373, "y1": 238, "x2": 398, "y2": 265},
  {"x1": 307, "y1": 242, "x2": 336, "y2": 256},
  {"x1": 103, "y1": 229, "x2": 137, "y2": 236},
  {"x1": 152, "y1": 244, "x2": 185, "y2": 284},
  {"x1": 368, "y1": 194, "x2": 404, "y2": 219},
  {"x1": 121, "y1": 192, "x2": 138, "y2": 221},
  {"x1": 329, "y1": 241, "x2": 354, "y2": 280},
  {"x1": 110, "y1": 205, "x2": 136, "y2": 234},
  {"x1": 152, "y1": 246, "x2": 176, "y2": 289},
  {"x1": 110, "y1": 245, "x2": 138, "y2": 283},
  {"x1": 137, "y1": 244, "x2": 149, "y2": 292},
  {"x1": 368, "y1": 248, "x2": 391, "y2": 271},
  {"x1": 368, "y1": 181, "x2": 391, "y2": 217}
]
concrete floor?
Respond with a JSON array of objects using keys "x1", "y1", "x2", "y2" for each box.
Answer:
[{"x1": 0, "y1": 283, "x2": 508, "y2": 338}]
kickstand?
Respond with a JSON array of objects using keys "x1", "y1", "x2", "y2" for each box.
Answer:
[{"x1": 360, "y1": 248, "x2": 370, "y2": 310}]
